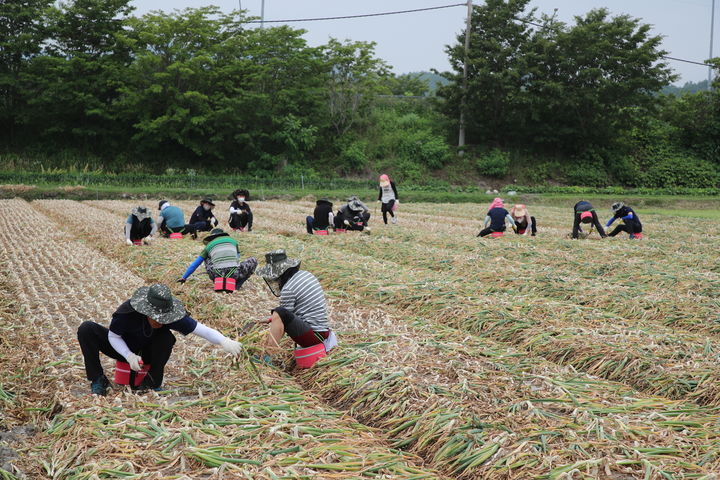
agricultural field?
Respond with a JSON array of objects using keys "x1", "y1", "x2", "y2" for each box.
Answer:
[{"x1": 2, "y1": 197, "x2": 720, "y2": 479}]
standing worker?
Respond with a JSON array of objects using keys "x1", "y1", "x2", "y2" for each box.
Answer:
[
  {"x1": 177, "y1": 228, "x2": 257, "y2": 288},
  {"x1": 510, "y1": 204, "x2": 537, "y2": 236},
  {"x1": 306, "y1": 198, "x2": 334, "y2": 234},
  {"x1": 572, "y1": 201, "x2": 607, "y2": 239},
  {"x1": 477, "y1": 198, "x2": 516, "y2": 237},
  {"x1": 377, "y1": 174, "x2": 399, "y2": 225},
  {"x1": 188, "y1": 199, "x2": 219, "y2": 233},
  {"x1": 255, "y1": 250, "x2": 335, "y2": 364},
  {"x1": 606, "y1": 202, "x2": 643, "y2": 239},
  {"x1": 125, "y1": 206, "x2": 157, "y2": 245},
  {"x1": 77, "y1": 284, "x2": 243, "y2": 395},
  {"x1": 229, "y1": 189, "x2": 253, "y2": 232}
]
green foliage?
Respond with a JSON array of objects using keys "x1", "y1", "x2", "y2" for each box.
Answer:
[{"x1": 475, "y1": 149, "x2": 510, "y2": 178}]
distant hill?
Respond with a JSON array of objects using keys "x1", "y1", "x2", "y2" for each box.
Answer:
[
  {"x1": 662, "y1": 79, "x2": 710, "y2": 95},
  {"x1": 407, "y1": 71, "x2": 451, "y2": 93}
]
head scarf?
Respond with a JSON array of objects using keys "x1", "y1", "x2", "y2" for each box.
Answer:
[{"x1": 489, "y1": 197, "x2": 504, "y2": 210}]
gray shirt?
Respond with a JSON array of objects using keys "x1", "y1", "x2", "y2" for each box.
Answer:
[{"x1": 280, "y1": 270, "x2": 329, "y2": 331}]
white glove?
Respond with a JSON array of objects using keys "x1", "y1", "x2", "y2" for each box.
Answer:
[
  {"x1": 220, "y1": 338, "x2": 242, "y2": 355},
  {"x1": 125, "y1": 239, "x2": 133, "y2": 246},
  {"x1": 344, "y1": 219, "x2": 350, "y2": 226},
  {"x1": 126, "y1": 353, "x2": 142, "y2": 371},
  {"x1": 144, "y1": 236, "x2": 153, "y2": 244}
]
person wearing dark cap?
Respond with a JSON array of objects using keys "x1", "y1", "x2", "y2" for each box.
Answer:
[
  {"x1": 334, "y1": 196, "x2": 371, "y2": 232},
  {"x1": 77, "y1": 284, "x2": 244, "y2": 395},
  {"x1": 255, "y1": 250, "x2": 336, "y2": 364},
  {"x1": 571, "y1": 201, "x2": 607, "y2": 239},
  {"x1": 125, "y1": 206, "x2": 157, "y2": 245},
  {"x1": 306, "y1": 198, "x2": 334, "y2": 234},
  {"x1": 188, "y1": 198, "x2": 219, "y2": 233},
  {"x1": 177, "y1": 228, "x2": 257, "y2": 287},
  {"x1": 229, "y1": 189, "x2": 253, "y2": 232},
  {"x1": 606, "y1": 202, "x2": 643, "y2": 239}
]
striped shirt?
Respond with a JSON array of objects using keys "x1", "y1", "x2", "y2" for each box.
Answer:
[
  {"x1": 202, "y1": 237, "x2": 239, "y2": 270},
  {"x1": 280, "y1": 270, "x2": 329, "y2": 331}
]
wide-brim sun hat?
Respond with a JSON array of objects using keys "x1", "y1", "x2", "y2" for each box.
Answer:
[
  {"x1": 201, "y1": 198, "x2": 216, "y2": 207},
  {"x1": 204, "y1": 228, "x2": 229, "y2": 244},
  {"x1": 132, "y1": 206, "x2": 151, "y2": 221},
  {"x1": 512, "y1": 204, "x2": 528, "y2": 218},
  {"x1": 256, "y1": 249, "x2": 301, "y2": 281},
  {"x1": 611, "y1": 202, "x2": 624, "y2": 213},
  {"x1": 130, "y1": 284, "x2": 186, "y2": 324}
]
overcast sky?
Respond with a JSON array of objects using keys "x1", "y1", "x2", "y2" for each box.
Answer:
[{"x1": 130, "y1": 0, "x2": 717, "y2": 84}]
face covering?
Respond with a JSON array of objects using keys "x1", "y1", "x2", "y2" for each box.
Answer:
[
  {"x1": 264, "y1": 277, "x2": 282, "y2": 297},
  {"x1": 237, "y1": 197, "x2": 245, "y2": 203},
  {"x1": 203, "y1": 205, "x2": 211, "y2": 211}
]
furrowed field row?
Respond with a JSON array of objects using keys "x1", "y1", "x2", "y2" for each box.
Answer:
[
  {"x1": 221, "y1": 201, "x2": 720, "y2": 409},
  {"x1": 257, "y1": 200, "x2": 720, "y2": 334},
  {"x1": 2, "y1": 199, "x2": 441, "y2": 480},
  {"x1": 77, "y1": 198, "x2": 720, "y2": 476}
]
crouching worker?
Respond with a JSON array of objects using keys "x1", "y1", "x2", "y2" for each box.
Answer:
[
  {"x1": 229, "y1": 189, "x2": 253, "y2": 232},
  {"x1": 177, "y1": 228, "x2": 257, "y2": 289},
  {"x1": 606, "y1": 202, "x2": 643, "y2": 239},
  {"x1": 255, "y1": 250, "x2": 336, "y2": 365},
  {"x1": 77, "y1": 284, "x2": 243, "y2": 395},
  {"x1": 158, "y1": 200, "x2": 196, "y2": 239},
  {"x1": 478, "y1": 198, "x2": 515, "y2": 237},
  {"x1": 125, "y1": 206, "x2": 157, "y2": 245},
  {"x1": 572, "y1": 201, "x2": 607, "y2": 239},
  {"x1": 510, "y1": 204, "x2": 537, "y2": 236},
  {"x1": 188, "y1": 198, "x2": 219, "y2": 233},
  {"x1": 306, "y1": 198, "x2": 334, "y2": 234},
  {"x1": 335, "y1": 196, "x2": 371, "y2": 232}
]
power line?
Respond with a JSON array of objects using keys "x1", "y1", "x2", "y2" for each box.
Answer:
[
  {"x1": 244, "y1": 3, "x2": 465, "y2": 24},
  {"x1": 244, "y1": 2, "x2": 715, "y2": 68}
]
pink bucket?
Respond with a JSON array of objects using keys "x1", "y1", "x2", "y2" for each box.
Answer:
[
  {"x1": 334, "y1": 228, "x2": 346, "y2": 233},
  {"x1": 294, "y1": 343, "x2": 327, "y2": 369},
  {"x1": 632, "y1": 233, "x2": 644, "y2": 240},
  {"x1": 132, "y1": 239, "x2": 143, "y2": 246},
  {"x1": 169, "y1": 232, "x2": 183, "y2": 239},
  {"x1": 391, "y1": 202, "x2": 398, "y2": 212},
  {"x1": 214, "y1": 277, "x2": 236, "y2": 292},
  {"x1": 114, "y1": 360, "x2": 150, "y2": 386},
  {"x1": 314, "y1": 230, "x2": 329, "y2": 236},
  {"x1": 490, "y1": 231, "x2": 504, "y2": 238}
]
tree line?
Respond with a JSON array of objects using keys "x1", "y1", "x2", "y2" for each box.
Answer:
[{"x1": 1, "y1": 0, "x2": 718, "y2": 187}]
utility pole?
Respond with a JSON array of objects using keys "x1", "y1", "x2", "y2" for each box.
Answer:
[
  {"x1": 710, "y1": 0, "x2": 716, "y2": 89},
  {"x1": 458, "y1": 0, "x2": 473, "y2": 154},
  {"x1": 261, "y1": 0, "x2": 265, "y2": 28}
]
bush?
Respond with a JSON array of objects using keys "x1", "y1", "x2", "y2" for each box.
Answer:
[
  {"x1": 641, "y1": 155, "x2": 719, "y2": 188},
  {"x1": 475, "y1": 149, "x2": 510, "y2": 178}
]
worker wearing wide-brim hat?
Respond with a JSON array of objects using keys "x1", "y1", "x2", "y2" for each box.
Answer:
[
  {"x1": 177, "y1": 228, "x2": 257, "y2": 287},
  {"x1": 77, "y1": 284, "x2": 243, "y2": 396},
  {"x1": 255, "y1": 250, "x2": 334, "y2": 363},
  {"x1": 510, "y1": 204, "x2": 537, "y2": 236},
  {"x1": 188, "y1": 198, "x2": 219, "y2": 233},
  {"x1": 334, "y1": 196, "x2": 371, "y2": 232}
]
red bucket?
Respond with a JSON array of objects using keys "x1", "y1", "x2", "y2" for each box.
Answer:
[
  {"x1": 334, "y1": 228, "x2": 346, "y2": 233},
  {"x1": 632, "y1": 233, "x2": 644, "y2": 240},
  {"x1": 132, "y1": 239, "x2": 143, "y2": 246},
  {"x1": 214, "y1": 277, "x2": 236, "y2": 292},
  {"x1": 314, "y1": 230, "x2": 329, "y2": 236},
  {"x1": 294, "y1": 343, "x2": 326, "y2": 369},
  {"x1": 490, "y1": 231, "x2": 504, "y2": 238},
  {"x1": 516, "y1": 229, "x2": 526, "y2": 235},
  {"x1": 169, "y1": 232, "x2": 183, "y2": 239},
  {"x1": 114, "y1": 360, "x2": 150, "y2": 386}
]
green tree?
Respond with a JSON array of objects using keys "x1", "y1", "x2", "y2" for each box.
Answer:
[
  {"x1": 0, "y1": 0, "x2": 54, "y2": 145},
  {"x1": 322, "y1": 39, "x2": 390, "y2": 136}
]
